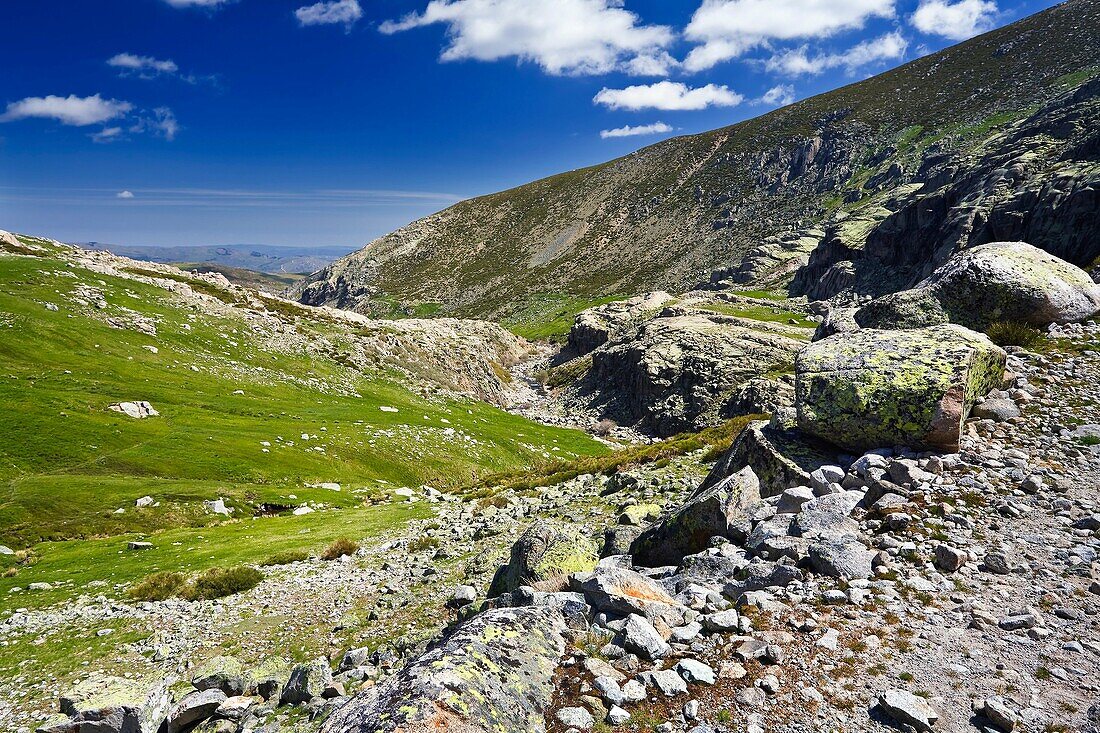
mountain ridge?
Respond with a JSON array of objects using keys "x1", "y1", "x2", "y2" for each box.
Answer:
[{"x1": 293, "y1": 0, "x2": 1100, "y2": 329}]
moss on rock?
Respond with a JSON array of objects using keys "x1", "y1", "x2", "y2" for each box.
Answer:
[{"x1": 796, "y1": 325, "x2": 1006, "y2": 452}]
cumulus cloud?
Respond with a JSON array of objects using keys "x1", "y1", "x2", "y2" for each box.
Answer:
[
  {"x1": 117, "y1": 190, "x2": 135, "y2": 199},
  {"x1": 594, "y1": 81, "x2": 743, "y2": 111},
  {"x1": 765, "y1": 31, "x2": 908, "y2": 76},
  {"x1": 758, "y1": 84, "x2": 796, "y2": 106},
  {"x1": 380, "y1": 0, "x2": 675, "y2": 76},
  {"x1": 911, "y1": 0, "x2": 998, "y2": 40},
  {"x1": 600, "y1": 121, "x2": 674, "y2": 139},
  {"x1": 684, "y1": 0, "x2": 896, "y2": 71},
  {"x1": 295, "y1": 0, "x2": 363, "y2": 28},
  {"x1": 0, "y1": 94, "x2": 133, "y2": 126},
  {"x1": 108, "y1": 53, "x2": 180, "y2": 78}
]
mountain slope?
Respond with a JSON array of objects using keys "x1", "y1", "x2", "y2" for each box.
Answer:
[{"x1": 294, "y1": 0, "x2": 1100, "y2": 328}]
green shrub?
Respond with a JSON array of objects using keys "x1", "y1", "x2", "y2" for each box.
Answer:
[
  {"x1": 321, "y1": 538, "x2": 359, "y2": 561},
  {"x1": 985, "y1": 321, "x2": 1045, "y2": 351},
  {"x1": 129, "y1": 571, "x2": 187, "y2": 601},
  {"x1": 184, "y1": 566, "x2": 264, "y2": 600},
  {"x1": 407, "y1": 536, "x2": 440, "y2": 553},
  {"x1": 260, "y1": 550, "x2": 309, "y2": 566}
]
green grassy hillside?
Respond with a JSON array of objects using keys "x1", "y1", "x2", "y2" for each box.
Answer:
[{"x1": 0, "y1": 235, "x2": 605, "y2": 606}]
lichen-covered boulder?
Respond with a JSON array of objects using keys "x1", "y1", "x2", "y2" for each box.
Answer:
[
  {"x1": 320, "y1": 607, "x2": 566, "y2": 733},
  {"x1": 45, "y1": 675, "x2": 172, "y2": 733},
  {"x1": 701, "y1": 420, "x2": 838, "y2": 498},
  {"x1": 192, "y1": 655, "x2": 246, "y2": 696},
  {"x1": 856, "y1": 241, "x2": 1100, "y2": 331},
  {"x1": 796, "y1": 325, "x2": 1006, "y2": 452},
  {"x1": 488, "y1": 522, "x2": 598, "y2": 597},
  {"x1": 630, "y1": 467, "x2": 761, "y2": 567},
  {"x1": 280, "y1": 658, "x2": 333, "y2": 705}
]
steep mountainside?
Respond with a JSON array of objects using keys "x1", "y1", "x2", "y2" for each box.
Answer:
[{"x1": 294, "y1": 0, "x2": 1100, "y2": 325}]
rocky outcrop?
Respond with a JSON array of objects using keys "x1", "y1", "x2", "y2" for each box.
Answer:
[
  {"x1": 40, "y1": 676, "x2": 172, "y2": 733},
  {"x1": 488, "y1": 523, "x2": 599, "y2": 597},
  {"x1": 568, "y1": 292, "x2": 675, "y2": 356},
  {"x1": 855, "y1": 242, "x2": 1100, "y2": 331},
  {"x1": 320, "y1": 607, "x2": 567, "y2": 733},
  {"x1": 795, "y1": 76, "x2": 1100, "y2": 303},
  {"x1": 629, "y1": 467, "x2": 761, "y2": 566},
  {"x1": 796, "y1": 325, "x2": 1006, "y2": 452},
  {"x1": 585, "y1": 310, "x2": 804, "y2": 436}
]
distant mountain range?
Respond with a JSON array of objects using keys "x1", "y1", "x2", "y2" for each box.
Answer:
[{"x1": 76, "y1": 243, "x2": 354, "y2": 275}]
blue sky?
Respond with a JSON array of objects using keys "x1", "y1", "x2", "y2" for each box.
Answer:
[{"x1": 0, "y1": 0, "x2": 1059, "y2": 249}]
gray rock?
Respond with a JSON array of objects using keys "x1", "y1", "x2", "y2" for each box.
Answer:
[
  {"x1": 776, "y1": 486, "x2": 815, "y2": 513},
  {"x1": 674, "y1": 659, "x2": 716, "y2": 685},
  {"x1": 54, "y1": 676, "x2": 172, "y2": 733},
  {"x1": 167, "y1": 689, "x2": 227, "y2": 733},
  {"x1": 630, "y1": 467, "x2": 761, "y2": 566},
  {"x1": 449, "y1": 585, "x2": 477, "y2": 608},
  {"x1": 622, "y1": 614, "x2": 671, "y2": 661},
  {"x1": 878, "y1": 689, "x2": 938, "y2": 732},
  {"x1": 280, "y1": 658, "x2": 333, "y2": 706},
  {"x1": 641, "y1": 669, "x2": 688, "y2": 696},
  {"x1": 977, "y1": 697, "x2": 1018, "y2": 731},
  {"x1": 489, "y1": 522, "x2": 598, "y2": 597},
  {"x1": 702, "y1": 421, "x2": 838, "y2": 498},
  {"x1": 808, "y1": 537, "x2": 874, "y2": 580},
  {"x1": 556, "y1": 706, "x2": 594, "y2": 731},
  {"x1": 607, "y1": 705, "x2": 631, "y2": 725},
  {"x1": 972, "y1": 398, "x2": 1021, "y2": 421},
  {"x1": 570, "y1": 566, "x2": 685, "y2": 628},
  {"x1": 320, "y1": 607, "x2": 566, "y2": 733},
  {"x1": 192, "y1": 656, "x2": 246, "y2": 696},
  {"x1": 701, "y1": 609, "x2": 740, "y2": 632}
]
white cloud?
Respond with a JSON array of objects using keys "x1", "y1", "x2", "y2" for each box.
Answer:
[
  {"x1": 765, "y1": 31, "x2": 908, "y2": 75},
  {"x1": 295, "y1": 0, "x2": 363, "y2": 28},
  {"x1": 163, "y1": 0, "x2": 232, "y2": 7},
  {"x1": 594, "y1": 81, "x2": 743, "y2": 111},
  {"x1": 0, "y1": 94, "x2": 133, "y2": 126},
  {"x1": 92, "y1": 127, "x2": 125, "y2": 143},
  {"x1": 130, "y1": 108, "x2": 180, "y2": 141},
  {"x1": 600, "y1": 121, "x2": 674, "y2": 138},
  {"x1": 684, "y1": 0, "x2": 896, "y2": 71},
  {"x1": 911, "y1": 0, "x2": 997, "y2": 40},
  {"x1": 758, "y1": 84, "x2": 796, "y2": 106},
  {"x1": 117, "y1": 190, "x2": 135, "y2": 199},
  {"x1": 380, "y1": 0, "x2": 675, "y2": 76},
  {"x1": 108, "y1": 53, "x2": 180, "y2": 77}
]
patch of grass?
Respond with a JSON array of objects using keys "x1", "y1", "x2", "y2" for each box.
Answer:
[
  {"x1": 467, "y1": 415, "x2": 762, "y2": 495},
  {"x1": 1035, "y1": 666, "x2": 1052, "y2": 680},
  {"x1": 128, "y1": 571, "x2": 187, "y2": 601},
  {"x1": 261, "y1": 549, "x2": 309, "y2": 566},
  {"x1": 0, "y1": 252, "x2": 607, "y2": 549},
  {"x1": 500, "y1": 293, "x2": 626, "y2": 342},
  {"x1": 184, "y1": 565, "x2": 264, "y2": 600},
  {"x1": 985, "y1": 320, "x2": 1047, "y2": 351},
  {"x1": 696, "y1": 301, "x2": 818, "y2": 330},
  {"x1": 321, "y1": 537, "x2": 359, "y2": 560},
  {"x1": 541, "y1": 355, "x2": 592, "y2": 388},
  {"x1": 1076, "y1": 435, "x2": 1100, "y2": 447}
]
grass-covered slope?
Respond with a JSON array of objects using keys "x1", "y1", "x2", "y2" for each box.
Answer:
[
  {"x1": 294, "y1": 0, "x2": 1100, "y2": 330},
  {"x1": 0, "y1": 233, "x2": 605, "y2": 603}
]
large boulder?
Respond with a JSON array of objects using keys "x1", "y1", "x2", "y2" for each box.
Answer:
[
  {"x1": 320, "y1": 607, "x2": 566, "y2": 733},
  {"x1": 488, "y1": 522, "x2": 599, "y2": 597},
  {"x1": 569, "y1": 565, "x2": 686, "y2": 629},
  {"x1": 630, "y1": 467, "x2": 761, "y2": 566},
  {"x1": 45, "y1": 675, "x2": 172, "y2": 733},
  {"x1": 701, "y1": 420, "x2": 838, "y2": 498},
  {"x1": 856, "y1": 241, "x2": 1100, "y2": 331},
  {"x1": 280, "y1": 658, "x2": 333, "y2": 705},
  {"x1": 588, "y1": 312, "x2": 804, "y2": 436},
  {"x1": 796, "y1": 325, "x2": 1006, "y2": 452}
]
